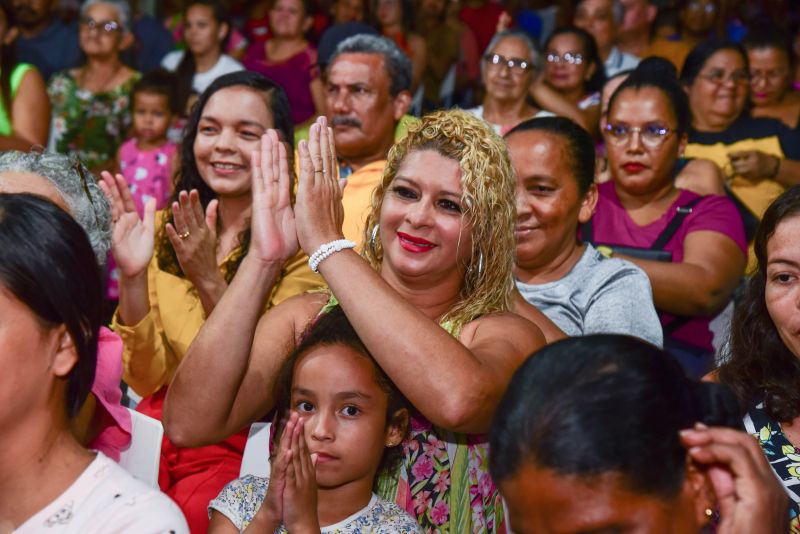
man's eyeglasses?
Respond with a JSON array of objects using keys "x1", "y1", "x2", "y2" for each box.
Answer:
[
  {"x1": 750, "y1": 68, "x2": 788, "y2": 85},
  {"x1": 484, "y1": 53, "x2": 533, "y2": 75},
  {"x1": 80, "y1": 17, "x2": 122, "y2": 34},
  {"x1": 604, "y1": 123, "x2": 674, "y2": 148},
  {"x1": 686, "y1": 1, "x2": 716, "y2": 13},
  {"x1": 546, "y1": 52, "x2": 583, "y2": 65},
  {"x1": 698, "y1": 68, "x2": 750, "y2": 85}
]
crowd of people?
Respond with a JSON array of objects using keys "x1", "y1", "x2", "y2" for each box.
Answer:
[{"x1": 1, "y1": 0, "x2": 800, "y2": 532}]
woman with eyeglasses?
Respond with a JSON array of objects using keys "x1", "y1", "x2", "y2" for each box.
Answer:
[
  {"x1": 742, "y1": 27, "x2": 800, "y2": 131},
  {"x1": 682, "y1": 38, "x2": 800, "y2": 228},
  {"x1": 47, "y1": 0, "x2": 140, "y2": 176},
  {"x1": 468, "y1": 30, "x2": 550, "y2": 136},
  {"x1": 533, "y1": 26, "x2": 606, "y2": 137},
  {"x1": 588, "y1": 57, "x2": 746, "y2": 378}
]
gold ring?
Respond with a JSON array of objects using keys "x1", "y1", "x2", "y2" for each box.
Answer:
[{"x1": 179, "y1": 230, "x2": 190, "y2": 239}]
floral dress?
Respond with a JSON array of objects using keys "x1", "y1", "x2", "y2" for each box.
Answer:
[
  {"x1": 48, "y1": 70, "x2": 140, "y2": 172},
  {"x1": 743, "y1": 399, "x2": 800, "y2": 533}
]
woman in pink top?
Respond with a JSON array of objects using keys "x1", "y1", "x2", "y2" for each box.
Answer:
[
  {"x1": 243, "y1": 0, "x2": 326, "y2": 126},
  {"x1": 588, "y1": 58, "x2": 746, "y2": 378}
]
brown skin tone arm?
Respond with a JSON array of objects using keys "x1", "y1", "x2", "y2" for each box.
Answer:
[
  {"x1": 512, "y1": 289, "x2": 568, "y2": 343},
  {"x1": 621, "y1": 230, "x2": 745, "y2": 317},
  {"x1": 0, "y1": 68, "x2": 50, "y2": 150}
]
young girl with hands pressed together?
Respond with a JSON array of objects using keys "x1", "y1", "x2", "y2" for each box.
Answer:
[{"x1": 208, "y1": 306, "x2": 422, "y2": 533}]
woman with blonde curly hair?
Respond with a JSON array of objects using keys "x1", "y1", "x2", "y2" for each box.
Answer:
[{"x1": 165, "y1": 110, "x2": 545, "y2": 532}]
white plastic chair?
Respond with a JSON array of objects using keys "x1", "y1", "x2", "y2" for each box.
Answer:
[
  {"x1": 118, "y1": 408, "x2": 163, "y2": 487},
  {"x1": 239, "y1": 422, "x2": 272, "y2": 478}
]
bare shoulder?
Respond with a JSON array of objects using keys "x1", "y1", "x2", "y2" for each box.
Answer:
[
  {"x1": 461, "y1": 311, "x2": 546, "y2": 353},
  {"x1": 255, "y1": 291, "x2": 330, "y2": 343},
  {"x1": 676, "y1": 159, "x2": 725, "y2": 196}
]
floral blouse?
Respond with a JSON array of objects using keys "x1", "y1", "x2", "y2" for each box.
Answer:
[
  {"x1": 744, "y1": 399, "x2": 800, "y2": 532},
  {"x1": 48, "y1": 70, "x2": 140, "y2": 172},
  {"x1": 208, "y1": 475, "x2": 421, "y2": 533}
]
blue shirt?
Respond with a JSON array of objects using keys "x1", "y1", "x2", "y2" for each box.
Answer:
[{"x1": 15, "y1": 19, "x2": 81, "y2": 81}]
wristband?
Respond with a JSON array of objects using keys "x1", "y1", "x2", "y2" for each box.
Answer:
[{"x1": 308, "y1": 239, "x2": 356, "y2": 272}]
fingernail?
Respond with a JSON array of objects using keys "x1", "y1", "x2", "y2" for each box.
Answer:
[{"x1": 695, "y1": 422, "x2": 708, "y2": 430}]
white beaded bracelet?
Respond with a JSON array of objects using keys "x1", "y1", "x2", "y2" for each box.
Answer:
[{"x1": 308, "y1": 239, "x2": 356, "y2": 272}]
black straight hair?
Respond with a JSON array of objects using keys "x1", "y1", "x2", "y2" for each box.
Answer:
[
  {"x1": 608, "y1": 56, "x2": 691, "y2": 135},
  {"x1": 490, "y1": 335, "x2": 741, "y2": 498},
  {"x1": 680, "y1": 37, "x2": 749, "y2": 87},
  {"x1": 741, "y1": 24, "x2": 795, "y2": 68},
  {"x1": 505, "y1": 115, "x2": 596, "y2": 195},
  {"x1": 718, "y1": 186, "x2": 800, "y2": 422},
  {"x1": 155, "y1": 70, "x2": 294, "y2": 283},
  {"x1": 132, "y1": 68, "x2": 180, "y2": 115},
  {"x1": 544, "y1": 26, "x2": 607, "y2": 94},
  {"x1": 0, "y1": 193, "x2": 102, "y2": 418},
  {"x1": 175, "y1": 0, "x2": 231, "y2": 115}
]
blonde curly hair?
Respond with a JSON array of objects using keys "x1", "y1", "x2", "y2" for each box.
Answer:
[{"x1": 361, "y1": 109, "x2": 517, "y2": 333}]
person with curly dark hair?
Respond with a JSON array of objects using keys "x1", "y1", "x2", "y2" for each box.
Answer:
[
  {"x1": 99, "y1": 70, "x2": 321, "y2": 532},
  {"x1": 716, "y1": 185, "x2": 800, "y2": 530}
]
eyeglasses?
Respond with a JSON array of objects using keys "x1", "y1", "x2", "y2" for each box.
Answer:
[
  {"x1": 546, "y1": 52, "x2": 583, "y2": 65},
  {"x1": 698, "y1": 68, "x2": 750, "y2": 85},
  {"x1": 484, "y1": 53, "x2": 533, "y2": 75},
  {"x1": 604, "y1": 123, "x2": 674, "y2": 148},
  {"x1": 687, "y1": 1, "x2": 716, "y2": 13},
  {"x1": 80, "y1": 17, "x2": 122, "y2": 34},
  {"x1": 750, "y1": 68, "x2": 788, "y2": 84}
]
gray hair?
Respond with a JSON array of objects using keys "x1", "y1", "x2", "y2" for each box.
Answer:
[
  {"x1": 81, "y1": 0, "x2": 132, "y2": 33},
  {"x1": 0, "y1": 151, "x2": 111, "y2": 264},
  {"x1": 576, "y1": 0, "x2": 625, "y2": 26},
  {"x1": 482, "y1": 30, "x2": 542, "y2": 80},
  {"x1": 328, "y1": 34, "x2": 412, "y2": 96}
]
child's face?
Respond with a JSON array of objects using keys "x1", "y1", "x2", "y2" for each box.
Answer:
[
  {"x1": 133, "y1": 91, "x2": 172, "y2": 145},
  {"x1": 290, "y1": 344, "x2": 404, "y2": 490}
]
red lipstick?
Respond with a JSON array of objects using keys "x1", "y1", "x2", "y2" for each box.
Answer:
[{"x1": 397, "y1": 232, "x2": 435, "y2": 253}]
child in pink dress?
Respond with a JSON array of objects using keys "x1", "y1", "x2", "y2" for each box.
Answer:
[{"x1": 108, "y1": 70, "x2": 179, "y2": 300}]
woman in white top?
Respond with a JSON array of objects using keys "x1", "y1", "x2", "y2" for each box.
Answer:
[
  {"x1": 161, "y1": 0, "x2": 243, "y2": 115},
  {"x1": 0, "y1": 193, "x2": 187, "y2": 533},
  {"x1": 469, "y1": 30, "x2": 551, "y2": 136}
]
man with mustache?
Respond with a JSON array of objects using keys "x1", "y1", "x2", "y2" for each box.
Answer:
[
  {"x1": 324, "y1": 34, "x2": 412, "y2": 245},
  {"x1": 12, "y1": 0, "x2": 81, "y2": 81}
]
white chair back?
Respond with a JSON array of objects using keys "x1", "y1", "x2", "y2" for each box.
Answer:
[
  {"x1": 239, "y1": 422, "x2": 272, "y2": 478},
  {"x1": 118, "y1": 408, "x2": 163, "y2": 487}
]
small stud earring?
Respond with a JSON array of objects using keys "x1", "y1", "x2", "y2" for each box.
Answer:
[{"x1": 704, "y1": 508, "x2": 714, "y2": 518}]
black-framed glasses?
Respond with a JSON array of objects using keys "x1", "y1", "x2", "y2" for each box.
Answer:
[
  {"x1": 546, "y1": 52, "x2": 583, "y2": 65},
  {"x1": 604, "y1": 122, "x2": 674, "y2": 148},
  {"x1": 484, "y1": 53, "x2": 533, "y2": 75},
  {"x1": 80, "y1": 17, "x2": 122, "y2": 34},
  {"x1": 698, "y1": 68, "x2": 750, "y2": 85}
]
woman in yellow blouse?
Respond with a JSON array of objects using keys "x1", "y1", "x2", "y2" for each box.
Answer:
[{"x1": 100, "y1": 71, "x2": 321, "y2": 532}]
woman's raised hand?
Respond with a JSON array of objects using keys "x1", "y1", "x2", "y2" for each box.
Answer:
[
  {"x1": 249, "y1": 129, "x2": 298, "y2": 266},
  {"x1": 681, "y1": 424, "x2": 789, "y2": 533},
  {"x1": 295, "y1": 116, "x2": 345, "y2": 255},
  {"x1": 165, "y1": 190, "x2": 221, "y2": 289},
  {"x1": 99, "y1": 171, "x2": 155, "y2": 278}
]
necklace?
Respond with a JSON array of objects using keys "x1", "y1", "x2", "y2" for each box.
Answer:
[{"x1": 78, "y1": 62, "x2": 124, "y2": 94}]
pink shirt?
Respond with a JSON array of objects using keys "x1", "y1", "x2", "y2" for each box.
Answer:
[{"x1": 591, "y1": 181, "x2": 746, "y2": 351}]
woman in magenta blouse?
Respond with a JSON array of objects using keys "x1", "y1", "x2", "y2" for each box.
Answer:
[{"x1": 587, "y1": 58, "x2": 746, "y2": 378}]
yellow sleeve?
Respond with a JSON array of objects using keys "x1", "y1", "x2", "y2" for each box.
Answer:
[
  {"x1": 111, "y1": 254, "x2": 183, "y2": 398},
  {"x1": 268, "y1": 248, "x2": 326, "y2": 307}
]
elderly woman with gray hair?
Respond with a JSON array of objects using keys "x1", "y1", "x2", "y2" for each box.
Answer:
[
  {"x1": 0, "y1": 150, "x2": 132, "y2": 463},
  {"x1": 47, "y1": 0, "x2": 140, "y2": 175},
  {"x1": 468, "y1": 30, "x2": 551, "y2": 135}
]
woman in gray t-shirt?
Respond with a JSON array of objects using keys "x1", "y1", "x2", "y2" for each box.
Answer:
[{"x1": 505, "y1": 116, "x2": 663, "y2": 347}]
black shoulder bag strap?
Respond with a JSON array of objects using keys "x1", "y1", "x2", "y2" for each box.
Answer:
[{"x1": 657, "y1": 196, "x2": 705, "y2": 335}]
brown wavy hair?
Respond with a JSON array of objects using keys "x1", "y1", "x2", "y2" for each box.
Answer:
[
  {"x1": 361, "y1": 109, "x2": 517, "y2": 334},
  {"x1": 717, "y1": 185, "x2": 800, "y2": 422}
]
